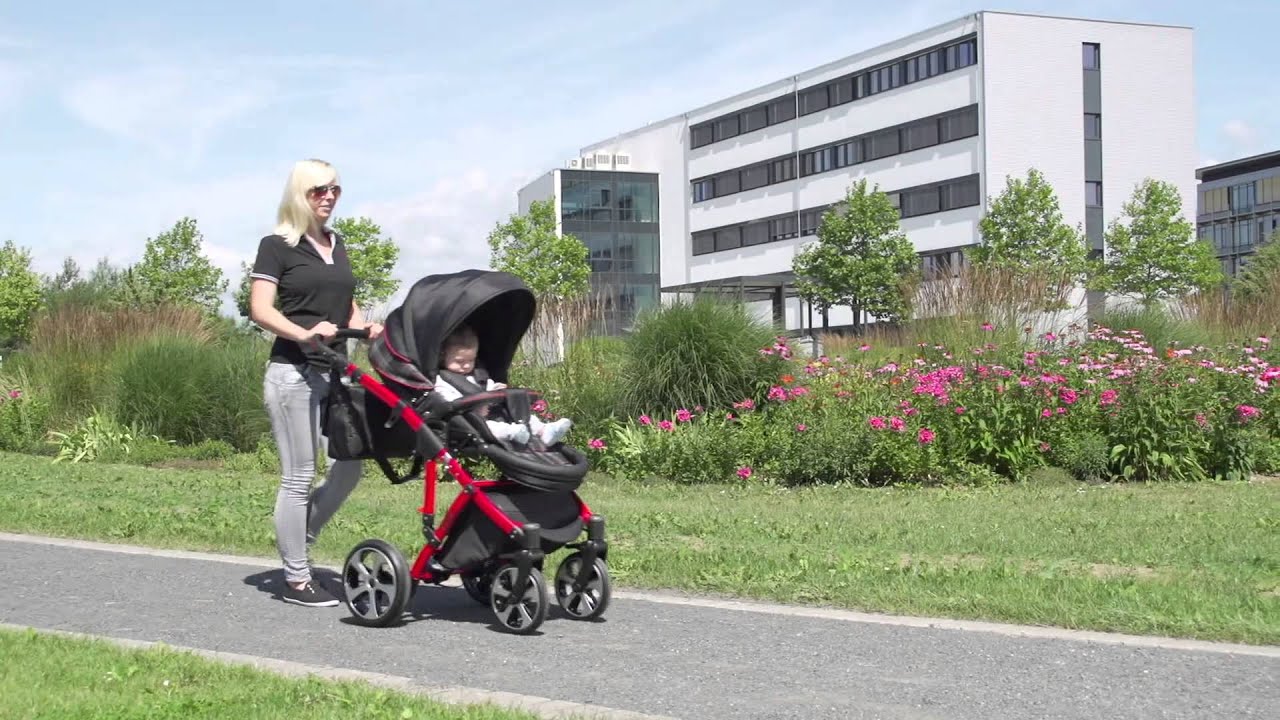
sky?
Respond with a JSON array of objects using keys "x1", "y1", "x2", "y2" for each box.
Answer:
[{"x1": 1, "y1": 0, "x2": 1275, "y2": 317}]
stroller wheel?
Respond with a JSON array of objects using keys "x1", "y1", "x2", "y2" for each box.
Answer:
[
  {"x1": 341, "y1": 539, "x2": 412, "y2": 628},
  {"x1": 489, "y1": 564, "x2": 549, "y2": 634},
  {"x1": 462, "y1": 572, "x2": 493, "y2": 606},
  {"x1": 553, "y1": 553, "x2": 611, "y2": 620}
]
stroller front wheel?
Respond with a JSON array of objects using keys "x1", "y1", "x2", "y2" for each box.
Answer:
[
  {"x1": 341, "y1": 538, "x2": 412, "y2": 627},
  {"x1": 489, "y1": 563, "x2": 549, "y2": 634},
  {"x1": 554, "y1": 553, "x2": 611, "y2": 620}
]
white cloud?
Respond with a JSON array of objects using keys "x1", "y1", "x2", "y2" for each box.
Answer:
[
  {"x1": 61, "y1": 66, "x2": 275, "y2": 165},
  {"x1": 1221, "y1": 119, "x2": 1261, "y2": 153}
]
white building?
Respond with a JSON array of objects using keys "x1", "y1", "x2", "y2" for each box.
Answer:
[{"x1": 519, "y1": 10, "x2": 1195, "y2": 333}]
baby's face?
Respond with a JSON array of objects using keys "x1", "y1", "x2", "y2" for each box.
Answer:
[{"x1": 443, "y1": 343, "x2": 477, "y2": 374}]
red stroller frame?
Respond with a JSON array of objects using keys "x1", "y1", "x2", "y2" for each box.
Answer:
[{"x1": 313, "y1": 316, "x2": 610, "y2": 635}]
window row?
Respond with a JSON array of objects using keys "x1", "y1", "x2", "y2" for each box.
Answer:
[
  {"x1": 691, "y1": 105, "x2": 979, "y2": 204},
  {"x1": 690, "y1": 35, "x2": 979, "y2": 149},
  {"x1": 1199, "y1": 215, "x2": 1280, "y2": 253},
  {"x1": 1198, "y1": 176, "x2": 1280, "y2": 216},
  {"x1": 691, "y1": 174, "x2": 982, "y2": 256}
]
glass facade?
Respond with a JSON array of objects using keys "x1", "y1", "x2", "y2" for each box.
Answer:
[
  {"x1": 1197, "y1": 169, "x2": 1280, "y2": 279},
  {"x1": 560, "y1": 169, "x2": 660, "y2": 335}
]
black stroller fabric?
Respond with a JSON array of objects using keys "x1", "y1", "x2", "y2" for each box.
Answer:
[{"x1": 433, "y1": 485, "x2": 585, "y2": 572}]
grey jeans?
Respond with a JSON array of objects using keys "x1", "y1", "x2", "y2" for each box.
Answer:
[{"x1": 262, "y1": 361, "x2": 363, "y2": 584}]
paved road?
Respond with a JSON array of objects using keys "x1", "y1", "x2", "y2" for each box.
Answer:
[{"x1": 2, "y1": 534, "x2": 1276, "y2": 719}]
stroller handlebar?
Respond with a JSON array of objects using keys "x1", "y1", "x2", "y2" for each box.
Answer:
[{"x1": 305, "y1": 327, "x2": 372, "y2": 365}]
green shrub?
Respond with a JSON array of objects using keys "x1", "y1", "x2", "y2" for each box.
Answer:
[
  {"x1": 0, "y1": 375, "x2": 51, "y2": 453},
  {"x1": 112, "y1": 333, "x2": 269, "y2": 451},
  {"x1": 1050, "y1": 430, "x2": 1111, "y2": 483},
  {"x1": 620, "y1": 296, "x2": 783, "y2": 417},
  {"x1": 1099, "y1": 305, "x2": 1212, "y2": 355},
  {"x1": 511, "y1": 335, "x2": 627, "y2": 440}
]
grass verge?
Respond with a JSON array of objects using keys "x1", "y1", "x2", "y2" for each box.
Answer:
[
  {"x1": 0, "y1": 452, "x2": 1277, "y2": 645},
  {"x1": 0, "y1": 626, "x2": 537, "y2": 720}
]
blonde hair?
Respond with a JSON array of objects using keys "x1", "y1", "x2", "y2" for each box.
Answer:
[{"x1": 274, "y1": 158, "x2": 339, "y2": 246}]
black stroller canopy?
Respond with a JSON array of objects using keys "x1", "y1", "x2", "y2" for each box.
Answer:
[{"x1": 385, "y1": 269, "x2": 536, "y2": 383}]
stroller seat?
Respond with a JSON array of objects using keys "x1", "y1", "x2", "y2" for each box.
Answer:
[{"x1": 362, "y1": 271, "x2": 590, "y2": 494}]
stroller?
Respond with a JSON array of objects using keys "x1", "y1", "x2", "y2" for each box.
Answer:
[{"x1": 311, "y1": 269, "x2": 610, "y2": 635}]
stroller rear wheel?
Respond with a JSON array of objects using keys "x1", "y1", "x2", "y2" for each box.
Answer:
[
  {"x1": 489, "y1": 563, "x2": 548, "y2": 634},
  {"x1": 553, "y1": 553, "x2": 611, "y2": 620},
  {"x1": 341, "y1": 539, "x2": 412, "y2": 627}
]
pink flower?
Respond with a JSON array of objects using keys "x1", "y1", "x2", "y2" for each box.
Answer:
[
  {"x1": 1059, "y1": 388, "x2": 1079, "y2": 405},
  {"x1": 1099, "y1": 389, "x2": 1118, "y2": 406},
  {"x1": 675, "y1": 408, "x2": 693, "y2": 422},
  {"x1": 587, "y1": 438, "x2": 606, "y2": 450},
  {"x1": 639, "y1": 415, "x2": 652, "y2": 426},
  {"x1": 767, "y1": 386, "x2": 788, "y2": 402},
  {"x1": 981, "y1": 322, "x2": 994, "y2": 331},
  {"x1": 736, "y1": 466, "x2": 753, "y2": 479},
  {"x1": 889, "y1": 416, "x2": 905, "y2": 432},
  {"x1": 6, "y1": 390, "x2": 19, "y2": 400},
  {"x1": 795, "y1": 423, "x2": 808, "y2": 432},
  {"x1": 859, "y1": 344, "x2": 871, "y2": 352},
  {"x1": 954, "y1": 406, "x2": 966, "y2": 414},
  {"x1": 658, "y1": 420, "x2": 674, "y2": 431},
  {"x1": 1041, "y1": 409, "x2": 1052, "y2": 419},
  {"x1": 868, "y1": 416, "x2": 887, "y2": 430},
  {"x1": 733, "y1": 399, "x2": 755, "y2": 410},
  {"x1": 917, "y1": 427, "x2": 935, "y2": 444},
  {"x1": 1237, "y1": 405, "x2": 1260, "y2": 422},
  {"x1": 532, "y1": 399, "x2": 547, "y2": 413}
]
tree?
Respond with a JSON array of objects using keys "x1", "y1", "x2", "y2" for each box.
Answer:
[
  {"x1": 0, "y1": 240, "x2": 44, "y2": 350},
  {"x1": 1232, "y1": 231, "x2": 1280, "y2": 303},
  {"x1": 1093, "y1": 178, "x2": 1222, "y2": 306},
  {"x1": 970, "y1": 168, "x2": 1088, "y2": 278},
  {"x1": 233, "y1": 262, "x2": 253, "y2": 318},
  {"x1": 487, "y1": 198, "x2": 590, "y2": 302},
  {"x1": 130, "y1": 217, "x2": 228, "y2": 314},
  {"x1": 791, "y1": 179, "x2": 920, "y2": 331},
  {"x1": 333, "y1": 216, "x2": 400, "y2": 312}
]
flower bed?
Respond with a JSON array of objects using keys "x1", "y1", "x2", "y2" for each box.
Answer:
[{"x1": 584, "y1": 326, "x2": 1280, "y2": 486}]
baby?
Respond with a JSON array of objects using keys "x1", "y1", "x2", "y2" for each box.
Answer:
[{"x1": 433, "y1": 325, "x2": 572, "y2": 447}]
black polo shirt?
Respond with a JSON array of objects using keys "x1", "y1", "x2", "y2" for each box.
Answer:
[{"x1": 250, "y1": 230, "x2": 357, "y2": 370}]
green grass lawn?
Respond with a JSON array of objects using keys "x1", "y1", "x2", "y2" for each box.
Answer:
[
  {"x1": 1, "y1": 451, "x2": 1277, "y2": 645},
  {"x1": 0, "y1": 626, "x2": 539, "y2": 720}
]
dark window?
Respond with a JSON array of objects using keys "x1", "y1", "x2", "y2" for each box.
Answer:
[
  {"x1": 956, "y1": 39, "x2": 976, "y2": 67},
  {"x1": 714, "y1": 115, "x2": 739, "y2": 142},
  {"x1": 691, "y1": 124, "x2": 714, "y2": 149},
  {"x1": 902, "y1": 120, "x2": 940, "y2": 152},
  {"x1": 837, "y1": 140, "x2": 862, "y2": 167},
  {"x1": 692, "y1": 231, "x2": 714, "y2": 255},
  {"x1": 742, "y1": 106, "x2": 768, "y2": 133},
  {"x1": 799, "y1": 86, "x2": 829, "y2": 115},
  {"x1": 1084, "y1": 113, "x2": 1102, "y2": 140},
  {"x1": 692, "y1": 179, "x2": 714, "y2": 203},
  {"x1": 1083, "y1": 43, "x2": 1100, "y2": 69},
  {"x1": 771, "y1": 157, "x2": 795, "y2": 183},
  {"x1": 800, "y1": 209, "x2": 824, "y2": 236},
  {"x1": 741, "y1": 164, "x2": 769, "y2": 191},
  {"x1": 866, "y1": 129, "x2": 900, "y2": 160},
  {"x1": 716, "y1": 171, "x2": 740, "y2": 196},
  {"x1": 941, "y1": 176, "x2": 981, "y2": 210},
  {"x1": 830, "y1": 77, "x2": 855, "y2": 105},
  {"x1": 1086, "y1": 181, "x2": 1103, "y2": 207},
  {"x1": 744, "y1": 222, "x2": 770, "y2": 246},
  {"x1": 770, "y1": 215, "x2": 798, "y2": 241},
  {"x1": 768, "y1": 98, "x2": 796, "y2": 124},
  {"x1": 940, "y1": 106, "x2": 978, "y2": 141},
  {"x1": 901, "y1": 187, "x2": 941, "y2": 217},
  {"x1": 714, "y1": 227, "x2": 741, "y2": 251}
]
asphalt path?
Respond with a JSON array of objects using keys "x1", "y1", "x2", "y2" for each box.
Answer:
[{"x1": 2, "y1": 534, "x2": 1276, "y2": 719}]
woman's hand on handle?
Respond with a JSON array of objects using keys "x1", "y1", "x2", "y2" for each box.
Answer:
[{"x1": 300, "y1": 321, "x2": 340, "y2": 342}]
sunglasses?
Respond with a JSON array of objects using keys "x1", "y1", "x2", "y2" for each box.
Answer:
[{"x1": 308, "y1": 184, "x2": 342, "y2": 198}]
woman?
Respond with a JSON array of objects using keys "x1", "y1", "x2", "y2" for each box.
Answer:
[{"x1": 249, "y1": 158, "x2": 383, "y2": 608}]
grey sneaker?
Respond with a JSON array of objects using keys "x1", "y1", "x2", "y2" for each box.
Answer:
[{"x1": 282, "y1": 581, "x2": 339, "y2": 607}]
